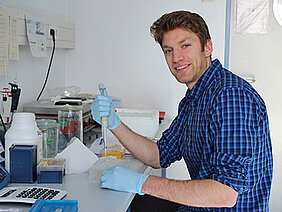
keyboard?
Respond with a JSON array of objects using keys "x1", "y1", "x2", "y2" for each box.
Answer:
[{"x1": 0, "y1": 186, "x2": 67, "y2": 203}]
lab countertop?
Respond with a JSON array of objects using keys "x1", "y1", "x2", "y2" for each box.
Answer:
[
  {"x1": 0, "y1": 119, "x2": 171, "y2": 211},
  {"x1": 0, "y1": 158, "x2": 151, "y2": 212}
]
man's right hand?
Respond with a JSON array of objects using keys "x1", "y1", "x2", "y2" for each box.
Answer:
[{"x1": 91, "y1": 95, "x2": 121, "y2": 130}]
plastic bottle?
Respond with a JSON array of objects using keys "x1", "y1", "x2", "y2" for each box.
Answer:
[{"x1": 5, "y1": 112, "x2": 42, "y2": 172}]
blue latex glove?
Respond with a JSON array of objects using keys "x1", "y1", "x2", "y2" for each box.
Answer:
[
  {"x1": 100, "y1": 165, "x2": 149, "y2": 195},
  {"x1": 91, "y1": 94, "x2": 121, "y2": 130}
]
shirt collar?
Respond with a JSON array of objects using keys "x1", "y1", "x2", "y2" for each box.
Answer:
[{"x1": 185, "y1": 59, "x2": 222, "y2": 99}]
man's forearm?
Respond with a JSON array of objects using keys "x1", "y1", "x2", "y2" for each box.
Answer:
[
  {"x1": 141, "y1": 176, "x2": 238, "y2": 208},
  {"x1": 111, "y1": 122, "x2": 161, "y2": 168}
]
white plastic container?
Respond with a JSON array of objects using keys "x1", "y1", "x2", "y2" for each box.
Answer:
[
  {"x1": 116, "y1": 109, "x2": 159, "y2": 139},
  {"x1": 5, "y1": 112, "x2": 42, "y2": 172}
]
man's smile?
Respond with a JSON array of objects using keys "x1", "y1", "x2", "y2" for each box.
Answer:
[{"x1": 174, "y1": 64, "x2": 190, "y2": 72}]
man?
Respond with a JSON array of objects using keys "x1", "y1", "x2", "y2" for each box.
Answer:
[{"x1": 91, "y1": 11, "x2": 273, "y2": 211}]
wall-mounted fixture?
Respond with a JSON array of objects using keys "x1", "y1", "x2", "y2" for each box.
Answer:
[
  {"x1": 239, "y1": 75, "x2": 256, "y2": 84},
  {"x1": 273, "y1": 0, "x2": 282, "y2": 26},
  {"x1": 8, "y1": 6, "x2": 75, "y2": 49}
]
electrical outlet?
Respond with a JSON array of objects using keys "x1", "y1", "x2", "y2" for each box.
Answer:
[{"x1": 48, "y1": 26, "x2": 58, "y2": 40}]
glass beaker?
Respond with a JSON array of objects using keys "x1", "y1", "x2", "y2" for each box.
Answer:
[
  {"x1": 36, "y1": 119, "x2": 59, "y2": 158},
  {"x1": 58, "y1": 105, "x2": 83, "y2": 143}
]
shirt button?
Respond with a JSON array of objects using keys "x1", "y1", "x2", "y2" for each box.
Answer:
[
  {"x1": 189, "y1": 135, "x2": 191, "y2": 138},
  {"x1": 191, "y1": 109, "x2": 194, "y2": 113}
]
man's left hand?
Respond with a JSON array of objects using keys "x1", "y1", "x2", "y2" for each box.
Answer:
[{"x1": 100, "y1": 165, "x2": 149, "y2": 195}]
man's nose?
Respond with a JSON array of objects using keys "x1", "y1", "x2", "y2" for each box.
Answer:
[{"x1": 173, "y1": 49, "x2": 183, "y2": 63}]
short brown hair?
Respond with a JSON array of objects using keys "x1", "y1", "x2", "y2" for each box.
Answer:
[{"x1": 150, "y1": 11, "x2": 211, "y2": 51}]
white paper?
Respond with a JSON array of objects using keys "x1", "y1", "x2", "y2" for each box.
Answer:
[
  {"x1": 235, "y1": 0, "x2": 269, "y2": 34},
  {"x1": 56, "y1": 137, "x2": 98, "y2": 174},
  {"x1": 0, "y1": 6, "x2": 9, "y2": 75},
  {"x1": 9, "y1": 16, "x2": 19, "y2": 60},
  {"x1": 25, "y1": 15, "x2": 46, "y2": 57}
]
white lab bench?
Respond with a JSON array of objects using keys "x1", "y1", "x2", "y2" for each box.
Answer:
[
  {"x1": 0, "y1": 120, "x2": 171, "y2": 211},
  {"x1": 0, "y1": 158, "x2": 151, "y2": 212}
]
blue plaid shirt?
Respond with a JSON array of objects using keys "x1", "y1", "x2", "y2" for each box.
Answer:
[{"x1": 157, "y1": 59, "x2": 273, "y2": 211}]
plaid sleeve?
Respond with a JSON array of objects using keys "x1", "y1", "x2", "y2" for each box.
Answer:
[
  {"x1": 209, "y1": 87, "x2": 260, "y2": 194},
  {"x1": 157, "y1": 116, "x2": 183, "y2": 168},
  {"x1": 157, "y1": 96, "x2": 190, "y2": 168}
]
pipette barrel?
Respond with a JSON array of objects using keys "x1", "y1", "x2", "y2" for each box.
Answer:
[
  {"x1": 99, "y1": 83, "x2": 108, "y2": 157},
  {"x1": 101, "y1": 117, "x2": 108, "y2": 156}
]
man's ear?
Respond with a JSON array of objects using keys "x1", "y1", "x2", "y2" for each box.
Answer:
[{"x1": 204, "y1": 39, "x2": 213, "y2": 57}]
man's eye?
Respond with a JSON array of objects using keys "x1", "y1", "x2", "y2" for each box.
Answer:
[
  {"x1": 164, "y1": 49, "x2": 172, "y2": 54},
  {"x1": 183, "y1": 44, "x2": 190, "y2": 48}
]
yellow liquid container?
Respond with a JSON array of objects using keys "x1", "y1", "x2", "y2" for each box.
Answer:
[{"x1": 100, "y1": 145, "x2": 126, "y2": 159}]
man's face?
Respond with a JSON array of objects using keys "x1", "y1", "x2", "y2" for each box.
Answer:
[{"x1": 162, "y1": 28, "x2": 212, "y2": 90}]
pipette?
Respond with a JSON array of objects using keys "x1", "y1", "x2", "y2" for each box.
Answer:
[{"x1": 99, "y1": 83, "x2": 108, "y2": 157}]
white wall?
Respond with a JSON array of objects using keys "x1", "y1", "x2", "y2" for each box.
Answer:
[
  {"x1": 66, "y1": 0, "x2": 226, "y2": 120},
  {"x1": 229, "y1": 1, "x2": 281, "y2": 211},
  {"x1": 2, "y1": 0, "x2": 70, "y2": 20},
  {"x1": 66, "y1": 0, "x2": 226, "y2": 182},
  {"x1": 1, "y1": 0, "x2": 70, "y2": 108}
]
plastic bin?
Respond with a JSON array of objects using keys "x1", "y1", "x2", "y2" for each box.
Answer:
[
  {"x1": 29, "y1": 199, "x2": 78, "y2": 212},
  {"x1": 115, "y1": 109, "x2": 159, "y2": 138}
]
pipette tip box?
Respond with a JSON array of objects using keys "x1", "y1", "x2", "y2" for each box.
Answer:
[
  {"x1": 10, "y1": 144, "x2": 37, "y2": 183},
  {"x1": 100, "y1": 145, "x2": 126, "y2": 159},
  {"x1": 37, "y1": 158, "x2": 65, "y2": 184},
  {"x1": 29, "y1": 199, "x2": 78, "y2": 212}
]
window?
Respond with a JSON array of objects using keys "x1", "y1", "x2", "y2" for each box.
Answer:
[{"x1": 273, "y1": 0, "x2": 282, "y2": 26}]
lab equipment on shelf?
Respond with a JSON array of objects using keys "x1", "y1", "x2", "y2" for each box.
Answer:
[{"x1": 22, "y1": 99, "x2": 99, "y2": 145}]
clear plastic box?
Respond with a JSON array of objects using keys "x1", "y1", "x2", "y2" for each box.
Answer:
[
  {"x1": 88, "y1": 157, "x2": 146, "y2": 183},
  {"x1": 89, "y1": 157, "x2": 131, "y2": 182}
]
